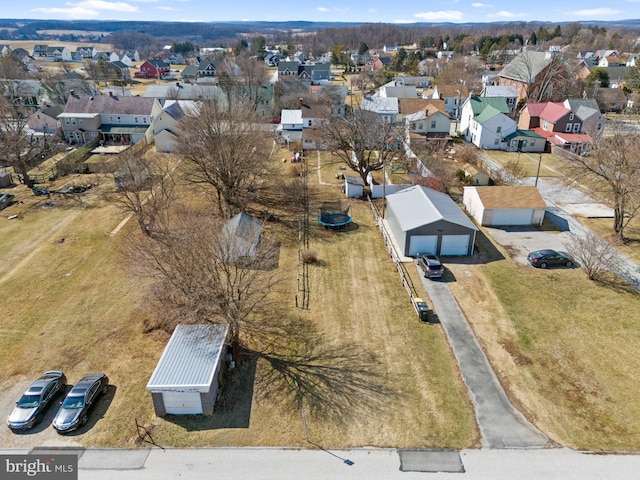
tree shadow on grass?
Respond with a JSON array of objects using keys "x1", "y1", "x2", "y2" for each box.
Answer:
[
  {"x1": 161, "y1": 354, "x2": 257, "y2": 431},
  {"x1": 250, "y1": 320, "x2": 399, "y2": 424}
]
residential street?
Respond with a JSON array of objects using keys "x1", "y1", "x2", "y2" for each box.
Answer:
[{"x1": 3, "y1": 447, "x2": 640, "y2": 479}]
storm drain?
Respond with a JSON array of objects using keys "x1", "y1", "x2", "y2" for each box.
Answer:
[{"x1": 398, "y1": 449, "x2": 465, "y2": 473}]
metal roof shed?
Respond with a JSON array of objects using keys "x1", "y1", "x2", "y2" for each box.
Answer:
[
  {"x1": 147, "y1": 324, "x2": 229, "y2": 416},
  {"x1": 385, "y1": 185, "x2": 477, "y2": 257}
]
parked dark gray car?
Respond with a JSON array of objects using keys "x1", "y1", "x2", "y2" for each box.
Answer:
[
  {"x1": 52, "y1": 373, "x2": 109, "y2": 433},
  {"x1": 7, "y1": 371, "x2": 67, "y2": 430},
  {"x1": 417, "y1": 253, "x2": 445, "y2": 278}
]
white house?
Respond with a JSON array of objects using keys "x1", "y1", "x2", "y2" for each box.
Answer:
[
  {"x1": 153, "y1": 100, "x2": 200, "y2": 152},
  {"x1": 360, "y1": 96, "x2": 398, "y2": 123},
  {"x1": 463, "y1": 185, "x2": 547, "y2": 226},
  {"x1": 465, "y1": 105, "x2": 517, "y2": 150}
]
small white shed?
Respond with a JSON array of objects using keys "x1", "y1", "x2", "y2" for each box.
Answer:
[
  {"x1": 463, "y1": 185, "x2": 547, "y2": 226},
  {"x1": 344, "y1": 175, "x2": 365, "y2": 198},
  {"x1": 147, "y1": 324, "x2": 229, "y2": 416}
]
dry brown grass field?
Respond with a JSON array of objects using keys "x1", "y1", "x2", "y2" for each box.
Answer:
[
  {"x1": 2, "y1": 142, "x2": 640, "y2": 452},
  {"x1": 0, "y1": 145, "x2": 478, "y2": 449}
]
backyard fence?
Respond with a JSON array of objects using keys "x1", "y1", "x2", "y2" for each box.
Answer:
[
  {"x1": 368, "y1": 197, "x2": 423, "y2": 314},
  {"x1": 296, "y1": 151, "x2": 310, "y2": 309}
]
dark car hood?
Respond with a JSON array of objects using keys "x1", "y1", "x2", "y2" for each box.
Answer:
[
  {"x1": 53, "y1": 407, "x2": 81, "y2": 428},
  {"x1": 8, "y1": 407, "x2": 37, "y2": 425}
]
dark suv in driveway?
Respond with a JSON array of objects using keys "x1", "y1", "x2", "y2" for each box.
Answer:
[{"x1": 416, "y1": 253, "x2": 445, "y2": 279}]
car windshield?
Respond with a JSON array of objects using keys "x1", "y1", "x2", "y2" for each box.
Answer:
[
  {"x1": 16, "y1": 394, "x2": 41, "y2": 408},
  {"x1": 61, "y1": 395, "x2": 85, "y2": 409}
]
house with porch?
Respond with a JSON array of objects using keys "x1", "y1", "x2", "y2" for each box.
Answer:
[
  {"x1": 60, "y1": 93, "x2": 161, "y2": 145},
  {"x1": 465, "y1": 105, "x2": 517, "y2": 150},
  {"x1": 518, "y1": 101, "x2": 594, "y2": 154}
]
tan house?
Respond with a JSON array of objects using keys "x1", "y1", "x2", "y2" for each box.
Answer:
[{"x1": 462, "y1": 163, "x2": 490, "y2": 186}]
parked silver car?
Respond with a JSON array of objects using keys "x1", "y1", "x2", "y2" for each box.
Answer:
[{"x1": 7, "y1": 371, "x2": 67, "y2": 430}]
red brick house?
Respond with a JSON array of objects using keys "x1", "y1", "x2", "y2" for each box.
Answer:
[{"x1": 135, "y1": 59, "x2": 170, "y2": 79}]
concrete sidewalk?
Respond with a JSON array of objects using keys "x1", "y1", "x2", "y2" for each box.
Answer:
[{"x1": 3, "y1": 447, "x2": 639, "y2": 480}]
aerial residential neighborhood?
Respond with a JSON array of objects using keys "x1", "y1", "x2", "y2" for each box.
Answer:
[{"x1": 0, "y1": 13, "x2": 640, "y2": 479}]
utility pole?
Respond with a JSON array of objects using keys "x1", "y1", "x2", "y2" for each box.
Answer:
[{"x1": 535, "y1": 154, "x2": 542, "y2": 187}]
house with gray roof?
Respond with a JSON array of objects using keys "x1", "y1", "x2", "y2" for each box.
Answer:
[
  {"x1": 60, "y1": 93, "x2": 162, "y2": 145},
  {"x1": 497, "y1": 51, "x2": 557, "y2": 102},
  {"x1": 153, "y1": 100, "x2": 200, "y2": 152},
  {"x1": 360, "y1": 95, "x2": 399, "y2": 123}
]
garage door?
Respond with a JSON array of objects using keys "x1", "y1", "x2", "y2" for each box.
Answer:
[
  {"x1": 408, "y1": 235, "x2": 438, "y2": 257},
  {"x1": 440, "y1": 235, "x2": 470, "y2": 256},
  {"x1": 162, "y1": 391, "x2": 203, "y2": 415},
  {"x1": 489, "y1": 208, "x2": 533, "y2": 226}
]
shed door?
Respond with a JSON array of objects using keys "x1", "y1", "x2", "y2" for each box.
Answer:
[
  {"x1": 489, "y1": 208, "x2": 534, "y2": 226},
  {"x1": 440, "y1": 235, "x2": 470, "y2": 256},
  {"x1": 408, "y1": 235, "x2": 438, "y2": 257},
  {"x1": 162, "y1": 391, "x2": 203, "y2": 415}
]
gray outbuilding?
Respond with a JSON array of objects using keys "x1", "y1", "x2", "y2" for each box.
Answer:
[
  {"x1": 147, "y1": 324, "x2": 229, "y2": 416},
  {"x1": 386, "y1": 185, "x2": 478, "y2": 257}
]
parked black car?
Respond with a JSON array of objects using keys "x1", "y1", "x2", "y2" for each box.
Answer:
[
  {"x1": 7, "y1": 371, "x2": 67, "y2": 430},
  {"x1": 417, "y1": 253, "x2": 445, "y2": 278},
  {"x1": 527, "y1": 249, "x2": 573, "y2": 268},
  {"x1": 52, "y1": 373, "x2": 109, "y2": 433}
]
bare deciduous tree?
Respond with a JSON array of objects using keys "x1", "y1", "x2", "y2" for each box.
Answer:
[
  {"x1": 110, "y1": 150, "x2": 177, "y2": 237},
  {"x1": 570, "y1": 129, "x2": 640, "y2": 242},
  {"x1": 320, "y1": 103, "x2": 400, "y2": 185},
  {"x1": 177, "y1": 98, "x2": 270, "y2": 217},
  {"x1": 0, "y1": 92, "x2": 59, "y2": 188},
  {"x1": 123, "y1": 206, "x2": 282, "y2": 347},
  {"x1": 567, "y1": 231, "x2": 620, "y2": 281}
]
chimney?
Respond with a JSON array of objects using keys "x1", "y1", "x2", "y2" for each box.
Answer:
[{"x1": 299, "y1": 97, "x2": 303, "y2": 108}]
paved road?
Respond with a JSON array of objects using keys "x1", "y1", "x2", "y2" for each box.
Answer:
[
  {"x1": 3, "y1": 447, "x2": 640, "y2": 479},
  {"x1": 419, "y1": 270, "x2": 549, "y2": 449}
]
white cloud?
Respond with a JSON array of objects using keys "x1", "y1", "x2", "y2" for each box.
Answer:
[
  {"x1": 571, "y1": 8, "x2": 622, "y2": 16},
  {"x1": 471, "y1": 2, "x2": 493, "y2": 7},
  {"x1": 487, "y1": 10, "x2": 528, "y2": 18},
  {"x1": 413, "y1": 10, "x2": 464, "y2": 21},
  {"x1": 32, "y1": 1, "x2": 138, "y2": 18},
  {"x1": 317, "y1": 7, "x2": 329, "y2": 12}
]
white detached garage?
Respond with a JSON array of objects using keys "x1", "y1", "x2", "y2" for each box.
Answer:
[
  {"x1": 463, "y1": 186, "x2": 546, "y2": 226},
  {"x1": 147, "y1": 324, "x2": 229, "y2": 416},
  {"x1": 386, "y1": 185, "x2": 478, "y2": 257}
]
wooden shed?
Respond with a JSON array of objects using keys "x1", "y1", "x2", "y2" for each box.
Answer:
[{"x1": 147, "y1": 324, "x2": 229, "y2": 416}]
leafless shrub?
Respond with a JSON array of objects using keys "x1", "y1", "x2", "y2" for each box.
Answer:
[
  {"x1": 301, "y1": 249, "x2": 318, "y2": 264},
  {"x1": 567, "y1": 231, "x2": 620, "y2": 281}
]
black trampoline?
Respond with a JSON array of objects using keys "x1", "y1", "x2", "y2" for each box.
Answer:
[{"x1": 318, "y1": 201, "x2": 352, "y2": 229}]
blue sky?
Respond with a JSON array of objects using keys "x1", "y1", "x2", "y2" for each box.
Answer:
[{"x1": 1, "y1": 0, "x2": 640, "y2": 23}]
